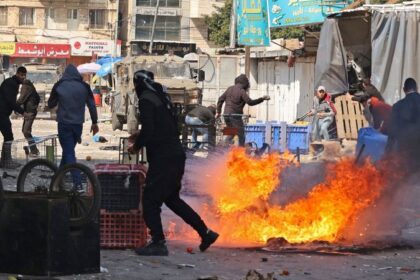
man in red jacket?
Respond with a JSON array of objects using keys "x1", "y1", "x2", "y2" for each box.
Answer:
[{"x1": 351, "y1": 94, "x2": 392, "y2": 135}]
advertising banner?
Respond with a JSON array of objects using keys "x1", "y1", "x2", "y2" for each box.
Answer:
[
  {"x1": 237, "y1": 0, "x2": 271, "y2": 46},
  {"x1": 69, "y1": 38, "x2": 121, "y2": 57},
  {"x1": 267, "y1": 0, "x2": 352, "y2": 28},
  {"x1": 13, "y1": 43, "x2": 70, "y2": 58},
  {"x1": 0, "y1": 42, "x2": 16, "y2": 55}
]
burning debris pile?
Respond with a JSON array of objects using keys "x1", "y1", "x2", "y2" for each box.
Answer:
[{"x1": 176, "y1": 148, "x2": 414, "y2": 248}]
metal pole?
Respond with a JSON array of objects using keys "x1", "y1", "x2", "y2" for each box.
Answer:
[
  {"x1": 149, "y1": 0, "x2": 160, "y2": 54},
  {"x1": 229, "y1": 0, "x2": 237, "y2": 48},
  {"x1": 113, "y1": 0, "x2": 120, "y2": 57}
]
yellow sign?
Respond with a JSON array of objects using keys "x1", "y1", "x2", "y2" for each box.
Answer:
[{"x1": 0, "y1": 42, "x2": 16, "y2": 55}]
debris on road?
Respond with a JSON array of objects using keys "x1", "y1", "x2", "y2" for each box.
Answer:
[
  {"x1": 279, "y1": 270, "x2": 290, "y2": 276},
  {"x1": 177, "y1": 263, "x2": 196, "y2": 269},
  {"x1": 245, "y1": 270, "x2": 277, "y2": 280},
  {"x1": 197, "y1": 276, "x2": 218, "y2": 280}
]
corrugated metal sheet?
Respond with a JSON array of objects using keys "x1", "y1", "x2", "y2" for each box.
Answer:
[
  {"x1": 199, "y1": 55, "x2": 315, "y2": 123},
  {"x1": 255, "y1": 60, "x2": 315, "y2": 123}
]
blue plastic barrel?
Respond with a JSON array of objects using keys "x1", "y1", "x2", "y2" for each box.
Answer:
[{"x1": 356, "y1": 127, "x2": 388, "y2": 162}]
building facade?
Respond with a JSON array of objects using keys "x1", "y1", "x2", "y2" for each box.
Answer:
[
  {"x1": 121, "y1": 0, "x2": 224, "y2": 56},
  {"x1": 0, "y1": 0, "x2": 119, "y2": 68}
]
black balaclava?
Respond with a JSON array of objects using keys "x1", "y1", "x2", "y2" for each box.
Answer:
[{"x1": 133, "y1": 69, "x2": 176, "y2": 119}]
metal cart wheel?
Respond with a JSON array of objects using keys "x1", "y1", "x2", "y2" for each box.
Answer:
[
  {"x1": 49, "y1": 163, "x2": 101, "y2": 228},
  {"x1": 17, "y1": 159, "x2": 58, "y2": 193}
]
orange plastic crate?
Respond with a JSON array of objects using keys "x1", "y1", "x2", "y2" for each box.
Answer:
[{"x1": 100, "y1": 209, "x2": 148, "y2": 249}]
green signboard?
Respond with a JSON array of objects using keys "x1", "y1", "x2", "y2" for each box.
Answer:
[
  {"x1": 237, "y1": 0, "x2": 271, "y2": 46},
  {"x1": 267, "y1": 0, "x2": 352, "y2": 28}
]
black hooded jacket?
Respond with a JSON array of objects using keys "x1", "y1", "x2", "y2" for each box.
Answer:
[
  {"x1": 0, "y1": 76, "x2": 25, "y2": 116},
  {"x1": 48, "y1": 64, "x2": 97, "y2": 124},
  {"x1": 216, "y1": 74, "x2": 265, "y2": 115},
  {"x1": 132, "y1": 79, "x2": 184, "y2": 162}
]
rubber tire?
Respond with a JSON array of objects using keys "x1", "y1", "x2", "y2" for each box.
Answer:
[
  {"x1": 49, "y1": 163, "x2": 101, "y2": 228},
  {"x1": 17, "y1": 159, "x2": 58, "y2": 193},
  {"x1": 127, "y1": 105, "x2": 139, "y2": 135},
  {"x1": 112, "y1": 110, "x2": 123, "y2": 131}
]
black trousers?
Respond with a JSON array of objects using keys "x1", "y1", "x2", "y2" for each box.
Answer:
[
  {"x1": 143, "y1": 155, "x2": 208, "y2": 242},
  {"x1": 224, "y1": 116, "x2": 245, "y2": 146},
  {"x1": 0, "y1": 115, "x2": 13, "y2": 142}
]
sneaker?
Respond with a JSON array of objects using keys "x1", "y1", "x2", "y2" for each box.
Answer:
[
  {"x1": 29, "y1": 151, "x2": 40, "y2": 157},
  {"x1": 74, "y1": 184, "x2": 85, "y2": 194},
  {"x1": 135, "y1": 240, "x2": 169, "y2": 256},
  {"x1": 199, "y1": 229, "x2": 219, "y2": 252}
]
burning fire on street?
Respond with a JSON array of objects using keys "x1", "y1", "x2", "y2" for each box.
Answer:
[{"x1": 171, "y1": 148, "x2": 410, "y2": 249}]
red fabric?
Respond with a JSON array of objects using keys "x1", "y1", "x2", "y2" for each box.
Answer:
[
  {"x1": 370, "y1": 97, "x2": 392, "y2": 133},
  {"x1": 325, "y1": 94, "x2": 337, "y2": 114}
]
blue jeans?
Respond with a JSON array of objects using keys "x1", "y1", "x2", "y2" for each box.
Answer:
[
  {"x1": 185, "y1": 116, "x2": 209, "y2": 149},
  {"x1": 312, "y1": 116, "x2": 334, "y2": 141},
  {"x1": 58, "y1": 123, "x2": 83, "y2": 186}
]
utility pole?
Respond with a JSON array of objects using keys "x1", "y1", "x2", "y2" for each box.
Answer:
[
  {"x1": 113, "y1": 0, "x2": 120, "y2": 57},
  {"x1": 229, "y1": 0, "x2": 236, "y2": 48},
  {"x1": 149, "y1": 0, "x2": 160, "y2": 54}
]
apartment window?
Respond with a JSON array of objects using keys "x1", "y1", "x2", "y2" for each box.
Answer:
[
  {"x1": 136, "y1": 0, "x2": 180, "y2": 8},
  {"x1": 89, "y1": 9, "x2": 106, "y2": 29},
  {"x1": 0, "y1": 7, "x2": 7, "y2": 26},
  {"x1": 67, "y1": 9, "x2": 78, "y2": 20},
  {"x1": 67, "y1": 9, "x2": 79, "y2": 30},
  {"x1": 19, "y1": 8, "x2": 34, "y2": 26},
  {"x1": 45, "y1": 8, "x2": 55, "y2": 29},
  {"x1": 135, "y1": 15, "x2": 180, "y2": 41}
]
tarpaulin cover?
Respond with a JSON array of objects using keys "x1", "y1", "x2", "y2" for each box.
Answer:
[
  {"x1": 314, "y1": 18, "x2": 348, "y2": 95},
  {"x1": 371, "y1": 10, "x2": 420, "y2": 104}
]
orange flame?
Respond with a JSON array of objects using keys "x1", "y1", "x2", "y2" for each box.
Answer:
[{"x1": 197, "y1": 148, "x2": 390, "y2": 245}]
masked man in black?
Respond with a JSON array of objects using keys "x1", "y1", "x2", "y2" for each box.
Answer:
[
  {"x1": 128, "y1": 70, "x2": 218, "y2": 256},
  {"x1": 0, "y1": 66, "x2": 26, "y2": 168}
]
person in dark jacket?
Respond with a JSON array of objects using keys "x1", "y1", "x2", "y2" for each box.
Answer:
[
  {"x1": 17, "y1": 79, "x2": 40, "y2": 156},
  {"x1": 128, "y1": 70, "x2": 218, "y2": 256},
  {"x1": 48, "y1": 64, "x2": 99, "y2": 170},
  {"x1": 0, "y1": 66, "x2": 26, "y2": 168},
  {"x1": 185, "y1": 105, "x2": 216, "y2": 149},
  {"x1": 386, "y1": 78, "x2": 420, "y2": 171},
  {"x1": 216, "y1": 74, "x2": 270, "y2": 146}
]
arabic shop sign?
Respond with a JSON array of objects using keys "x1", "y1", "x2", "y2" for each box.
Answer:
[
  {"x1": 13, "y1": 43, "x2": 71, "y2": 58},
  {"x1": 131, "y1": 41, "x2": 196, "y2": 57},
  {"x1": 237, "y1": 0, "x2": 271, "y2": 46},
  {"x1": 0, "y1": 42, "x2": 16, "y2": 55},
  {"x1": 69, "y1": 38, "x2": 122, "y2": 57},
  {"x1": 267, "y1": 0, "x2": 352, "y2": 28}
]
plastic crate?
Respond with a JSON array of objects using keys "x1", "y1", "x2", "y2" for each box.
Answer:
[
  {"x1": 245, "y1": 124, "x2": 267, "y2": 148},
  {"x1": 95, "y1": 164, "x2": 147, "y2": 212},
  {"x1": 271, "y1": 122, "x2": 287, "y2": 152},
  {"x1": 286, "y1": 124, "x2": 311, "y2": 154},
  {"x1": 100, "y1": 209, "x2": 148, "y2": 249}
]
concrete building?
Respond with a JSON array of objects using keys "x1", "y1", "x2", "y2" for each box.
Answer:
[
  {"x1": 0, "y1": 0, "x2": 119, "y2": 68},
  {"x1": 120, "y1": 0, "x2": 225, "y2": 56}
]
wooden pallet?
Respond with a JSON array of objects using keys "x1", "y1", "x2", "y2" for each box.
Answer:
[{"x1": 334, "y1": 96, "x2": 369, "y2": 140}]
